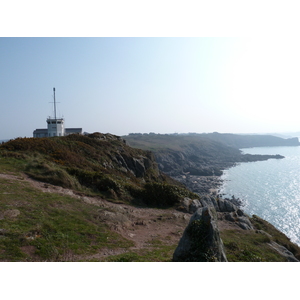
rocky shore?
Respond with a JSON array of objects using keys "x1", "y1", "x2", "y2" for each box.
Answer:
[
  {"x1": 172, "y1": 174, "x2": 224, "y2": 195},
  {"x1": 124, "y1": 132, "x2": 287, "y2": 211}
]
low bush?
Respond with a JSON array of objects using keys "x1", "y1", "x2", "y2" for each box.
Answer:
[
  {"x1": 138, "y1": 182, "x2": 199, "y2": 208},
  {"x1": 25, "y1": 160, "x2": 80, "y2": 190},
  {"x1": 67, "y1": 168, "x2": 121, "y2": 194}
]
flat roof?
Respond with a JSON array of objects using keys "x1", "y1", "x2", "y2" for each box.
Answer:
[
  {"x1": 65, "y1": 128, "x2": 82, "y2": 131},
  {"x1": 33, "y1": 129, "x2": 48, "y2": 132}
]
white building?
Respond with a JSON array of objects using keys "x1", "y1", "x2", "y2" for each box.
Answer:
[
  {"x1": 47, "y1": 117, "x2": 65, "y2": 137},
  {"x1": 33, "y1": 88, "x2": 82, "y2": 138}
]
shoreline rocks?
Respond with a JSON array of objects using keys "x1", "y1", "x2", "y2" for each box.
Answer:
[{"x1": 172, "y1": 174, "x2": 224, "y2": 195}]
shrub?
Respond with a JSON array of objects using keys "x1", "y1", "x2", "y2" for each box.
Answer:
[
  {"x1": 139, "y1": 182, "x2": 199, "y2": 208},
  {"x1": 25, "y1": 160, "x2": 80, "y2": 189},
  {"x1": 67, "y1": 168, "x2": 121, "y2": 194}
]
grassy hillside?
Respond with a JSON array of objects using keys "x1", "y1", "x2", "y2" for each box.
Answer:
[
  {"x1": 124, "y1": 133, "x2": 241, "y2": 155},
  {"x1": 0, "y1": 133, "x2": 197, "y2": 207},
  {"x1": 0, "y1": 176, "x2": 133, "y2": 261},
  {"x1": 0, "y1": 133, "x2": 200, "y2": 261}
]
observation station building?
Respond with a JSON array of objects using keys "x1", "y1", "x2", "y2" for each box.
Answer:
[{"x1": 33, "y1": 88, "x2": 82, "y2": 138}]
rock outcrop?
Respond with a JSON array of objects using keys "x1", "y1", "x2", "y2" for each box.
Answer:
[
  {"x1": 268, "y1": 241, "x2": 299, "y2": 262},
  {"x1": 173, "y1": 206, "x2": 227, "y2": 262},
  {"x1": 124, "y1": 133, "x2": 287, "y2": 184},
  {"x1": 175, "y1": 196, "x2": 300, "y2": 261},
  {"x1": 178, "y1": 196, "x2": 253, "y2": 231}
]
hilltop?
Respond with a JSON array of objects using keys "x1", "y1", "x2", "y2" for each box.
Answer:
[{"x1": 0, "y1": 133, "x2": 197, "y2": 207}]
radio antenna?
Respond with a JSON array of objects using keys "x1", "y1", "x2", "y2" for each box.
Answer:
[{"x1": 53, "y1": 87, "x2": 57, "y2": 120}]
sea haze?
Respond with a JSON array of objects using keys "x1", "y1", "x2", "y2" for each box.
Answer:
[{"x1": 220, "y1": 146, "x2": 300, "y2": 246}]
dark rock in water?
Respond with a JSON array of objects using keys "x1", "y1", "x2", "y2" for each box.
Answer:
[{"x1": 173, "y1": 206, "x2": 228, "y2": 262}]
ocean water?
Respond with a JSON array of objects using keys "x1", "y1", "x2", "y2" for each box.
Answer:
[{"x1": 220, "y1": 146, "x2": 300, "y2": 246}]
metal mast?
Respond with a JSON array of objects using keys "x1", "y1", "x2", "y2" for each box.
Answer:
[{"x1": 53, "y1": 87, "x2": 57, "y2": 120}]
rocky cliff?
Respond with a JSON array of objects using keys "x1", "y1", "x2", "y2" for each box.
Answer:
[
  {"x1": 124, "y1": 133, "x2": 284, "y2": 194},
  {"x1": 174, "y1": 195, "x2": 300, "y2": 262},
  {"x1": 124, "y1": 133, "x2": 300, "y2": 261}
]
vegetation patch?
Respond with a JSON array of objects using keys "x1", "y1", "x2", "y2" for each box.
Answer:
[
  {"x1": 0, "y1": 135, "x2": 190, "y2": 207},
  {"x1": 0, "y1": 178, "x2": 133, "y2": 261},
  {"x1": 136, "y1": 182, "x2": 199, "y2": 208},
  {"x1": 250, "y1": 215, "x2": 300, "y2": 260},
  {"x1": 103, "y1": 239, "x2": 177, "y2": 262},
  {"x1": 221, "y1": 229, "x2": 284, "y2": 262}
]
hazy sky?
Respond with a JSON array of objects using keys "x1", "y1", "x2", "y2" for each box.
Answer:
[{"x1": 1, "y1": 37, "x2": 300, "y2": 140}]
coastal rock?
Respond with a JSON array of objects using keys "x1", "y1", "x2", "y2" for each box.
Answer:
[
  {"x1": 173, "y1": 206, "x2": 228, "y2": 262},
  {"x1": 268, "y1": 241, "x2": 299, "y2": 262},
  {"x1": 179, "y1": 195, "x2": 242, "y2": 215},
  {"x1": 189, "y1": 199, "x2": 202, "y2": 213},
  {"x1": 180, "y1": 197, "x2": 192, "y2": 213},
  {"x1": 224, "y1": 212, "x2": 253, "y2": 230},
  {"x1": 237, "y1": 216, "x2": 254, "y2": 230},
  {"x1": 224, "y1": 200, "x2": 237, "y2": 212},
  {"x1": 218, "y1": 198, "x2": 226, "y2": 212}
]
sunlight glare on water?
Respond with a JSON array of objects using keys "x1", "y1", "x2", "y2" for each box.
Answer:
[{"x1": 220, "y1": 146, "x2": 300, "y2": 245}]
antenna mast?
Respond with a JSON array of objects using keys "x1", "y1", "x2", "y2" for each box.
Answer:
[{"x1": 53, "y1": 87, "x2": 57, "y2": 120}]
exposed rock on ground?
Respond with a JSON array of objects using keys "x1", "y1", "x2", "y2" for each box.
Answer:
[
  {"x1": 175, "y1": 195, "x2": 300, "y2": 262},
  {"x1": 173, "y1": 206, "x2": 227, "y2": 262},
  {"x1": 268, "y1": 241, "x2": 299, "y2": 262}
]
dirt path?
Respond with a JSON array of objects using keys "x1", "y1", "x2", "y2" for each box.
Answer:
[{"x1": 0, "y1": 172, "x2": 191, "y2": 261}]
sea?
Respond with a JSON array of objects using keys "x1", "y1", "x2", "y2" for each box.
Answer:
[{"x1": 220, "y1": 145, "x2": 300, "y2": 246}]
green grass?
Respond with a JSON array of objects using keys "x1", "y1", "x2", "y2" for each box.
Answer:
[
  {"x1": 0, "y1": 177, "x2": 133, "y2": 261},
  {"x1": 250, "y1": 215, "x2": 300, "y2": 260},
  {"x1": 221, "y1": 229, "x2": 284, "y2": 262},
  {"x1": 102, "y1": 239, "x2": 177, "y2": 262},
  {"x1": 220, "y1": 216, "x2": 300, "y2": 262},
  {"x1": 0, "y1": 135, "x2": 191, "y2": 207}
]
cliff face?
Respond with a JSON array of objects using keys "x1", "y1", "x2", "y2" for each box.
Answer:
[
  {"x1": 125, "y1": 134, "x2": 241, "y2": 176},
  {"x1": 124, "y1": 133, "x2": 284, "y2": 194},
  {"x1": 174, "y1": 195, "x2": 300, "y2": 262}
]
